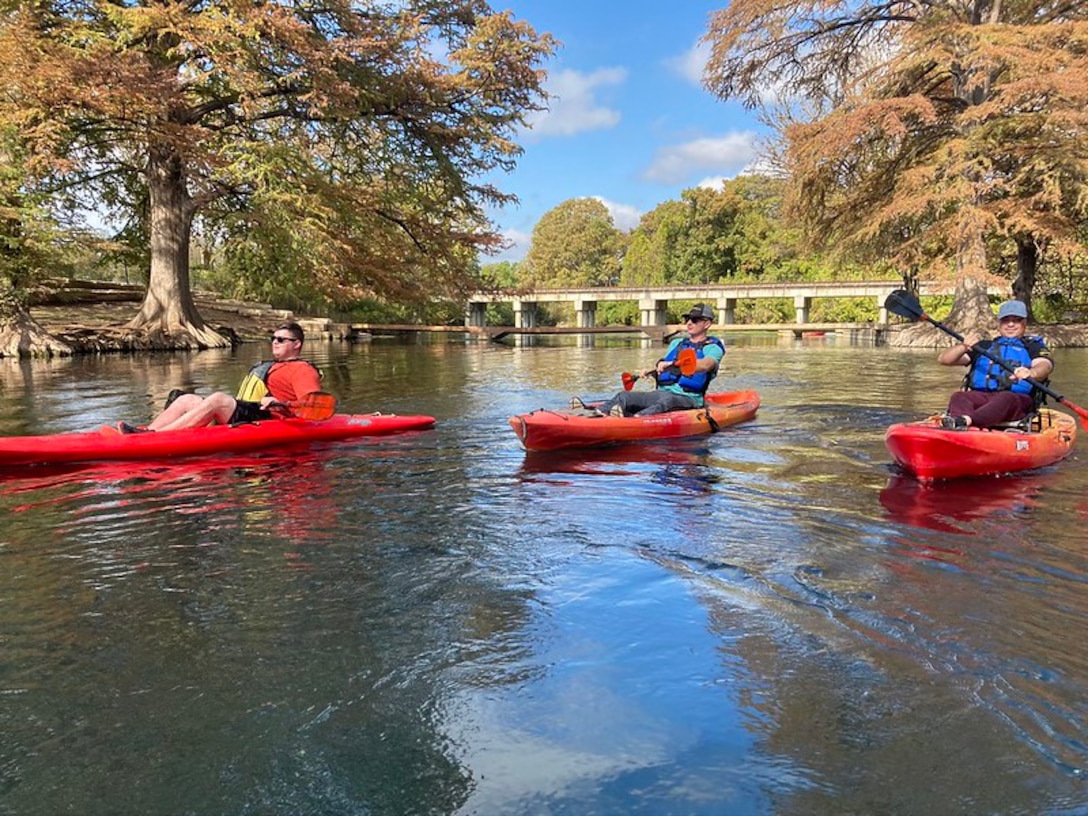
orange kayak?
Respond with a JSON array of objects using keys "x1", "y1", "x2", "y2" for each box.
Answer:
[
  {"x1": 508, "y1": 390, "x2": 760, "y2": 452},
  {"x1": 884, "y1": 408, "x2": 1076, "y2": 481}
]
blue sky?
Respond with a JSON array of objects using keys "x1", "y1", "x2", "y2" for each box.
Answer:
[{"x1": 484, "y1": 2, "x2": 768, "y2": 263}]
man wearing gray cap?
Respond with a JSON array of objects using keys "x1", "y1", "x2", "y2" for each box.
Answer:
[{"x1": 936, "y1": 299, "x2": 1053, "y2": 429}]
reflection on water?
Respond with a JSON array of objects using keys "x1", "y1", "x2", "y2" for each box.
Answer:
[
  {"x1": 518, "y1": 439, "x2": 725, "y2": 495},
  {"x1": 1, "y1": 338, "x2": 1087, "y2": 814},
  {"x1": 879, "y1": 472, "x2": 1049, "y2": 535}
]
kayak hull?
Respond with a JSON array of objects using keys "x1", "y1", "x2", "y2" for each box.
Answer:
[
  {"x1": 508, "y1": 390, "x2": 760, "y2": 452},
  {"x1": 0, "y1": 413, "x2": 436, "y2": 467},
  {"x1": 884, "y1": 409, "x2": 1076, "y2": 481}
]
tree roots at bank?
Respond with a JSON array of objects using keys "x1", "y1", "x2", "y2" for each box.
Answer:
[{"x1": 0, "y1": 313, "x2": 234, "y2": 358}]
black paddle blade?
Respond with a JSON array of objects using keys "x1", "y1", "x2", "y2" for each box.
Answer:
[{"x1": 884, "y1": 289, "x2": 925, "y2": 321}]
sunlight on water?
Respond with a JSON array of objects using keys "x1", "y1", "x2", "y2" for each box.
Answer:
[{"x1": 1, "y1": 338, "x2": 1086, "y2": 814}]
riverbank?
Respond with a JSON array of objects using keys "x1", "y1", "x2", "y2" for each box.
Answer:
[
  {"x1": 25, "y1": 279, "x2": 1088, "y2": 352},
  {"x1": 28, "y1": 279, "x2": 350, "y2": 352}
]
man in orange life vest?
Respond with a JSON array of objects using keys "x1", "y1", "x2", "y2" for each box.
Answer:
[{"x1": 120, "y1": 322, "x2": 323, "y2": 433}]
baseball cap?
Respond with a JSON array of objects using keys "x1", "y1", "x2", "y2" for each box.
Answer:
[
  {"x1": 996, "y1": 300, "x2": 1027, "y2": 320},
  {"x1": 682, "y1": 303, "x2": 714, "y2": 321}
]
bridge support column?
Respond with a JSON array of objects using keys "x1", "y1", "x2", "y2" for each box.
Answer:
[
  {"x1": 717, "y1": 298, "x2": 736, "y2": 325},
  {"x1": 639, "y1": 298, "x2": 668, "y2": 327},
  {"x1": 513, "y1": 299, "x2": 537, "y2": 328},
  {"x1": 876, "y1": 294, "x2": 889, "y2": 324},
  {"x1": 465, "y1": 301, "x2": 487, "y2": 328},
  {"x1": 794, "y1": 296, "x2": 811, "y2": 324},
  {"x1": 574, "y1": 298, "x2": 597, "y2": 328}
]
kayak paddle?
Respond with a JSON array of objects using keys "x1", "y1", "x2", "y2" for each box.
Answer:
[
  {"x1": 621, "y1": 348, "x2": 698, "y2": 390},
  {"x1": 884, "y1": 289, "x2": 1088, "y2": 431},
  {"x1": 268, "y1": 391, "x2": 339, "y2": 421}
]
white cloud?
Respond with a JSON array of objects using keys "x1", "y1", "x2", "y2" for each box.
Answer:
[
  {"x1": 642, "y1": 132, "x2": 760, "y2": 184},
  {"x1": 523, "y1": 67, "x2": 626, "y2": 138},
  {"x1": 664, "y1": 40, "x2": 711, "y2": 86},
  {"x1": 695, "y1": 176, "x2": 727, "y2": 191},
  {"x1": 593, "y1": 196, "x2": 642, "y2": 232},
  {"x1": 485, "y1": 227, "x2": 532, "y2": 264}
]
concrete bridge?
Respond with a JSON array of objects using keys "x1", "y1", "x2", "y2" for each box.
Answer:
[{"x1": 464, "y1": 279, "x2": 936, "y2": 330}]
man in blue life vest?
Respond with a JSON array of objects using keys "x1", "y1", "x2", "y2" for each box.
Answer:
[
  {"x1": 937, "y1": 299, "x2": 1053, "y2": 430},
  {"x1": 592, "y1": 303, "x2": 726, "y2": 417}
]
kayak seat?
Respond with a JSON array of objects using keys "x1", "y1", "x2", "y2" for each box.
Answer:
[{"x1": 991, "y1": 412, "x2": 1043, "y2": 433}]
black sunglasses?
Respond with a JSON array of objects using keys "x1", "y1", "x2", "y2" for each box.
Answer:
[{"x1": 271, "y1": 335, "x2": 299, "y2": 344}]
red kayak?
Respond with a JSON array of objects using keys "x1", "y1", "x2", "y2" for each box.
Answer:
[
  {"x1": 508, "y1": 390, "x2": 760, "y2": 452},
  {"x1": 884, "y1": 408, "x2": 1076, "y2": 481},
  {"x1": 0, "y1": 412, "x2": 436, "y2": 467}
]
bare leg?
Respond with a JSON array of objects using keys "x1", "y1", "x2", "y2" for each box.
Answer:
[
  {"x1": 151, "y1": 392, "x2": 238, "y2": 431},
  {"x1": 146, "y1": 393, "x2": 205, "y2": 430}
]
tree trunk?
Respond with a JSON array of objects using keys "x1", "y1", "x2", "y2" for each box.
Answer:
[
  {"x1": 944, "y1": 220, "x2": 994, "y2": 326},
  {"x1": 126, "y1": 144, "x2": 228, "y2": 349},
  {"x1": 1012, "y1": 237, "x2": 1037, "y2": 318},
  {"x1": 0, "y1": 178, "x2": 71, "y2": 356},
  {"x1": 889, "y1": 221, "x2": 994, "y2": 347},
  {"x1": 0, "y1": 297, "x2": 74, "y2": 357}
]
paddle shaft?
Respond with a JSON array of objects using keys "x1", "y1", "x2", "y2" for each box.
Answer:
[{"x1": 623, "y1": 347, "x2": 699, "y2": 390}]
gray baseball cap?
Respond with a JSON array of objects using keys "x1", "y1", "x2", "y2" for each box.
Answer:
[{"x1": 997, "y1": 300, "x2": 1027, "y2": 320}]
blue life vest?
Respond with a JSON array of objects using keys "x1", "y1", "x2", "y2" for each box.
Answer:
[
  {"x1": 966, "y1": 336, "x2": 1046, "y2": 395},
  {"x1": 656, "y1": 337, "x2": 725, "y2": 395}
]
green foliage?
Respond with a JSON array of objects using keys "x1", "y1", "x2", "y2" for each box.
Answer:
[
  {"x1": 621, "y1": 200, "x2": 688, "y2": 285},
  {"x1": 810, "y1": 297, "x2": 878, "y2": 322},
  {"x1": 598, "y1": 302, "x2": 640, "y2": 325},
  {"x1": 521, "y1": 198, "x2": 624, "y2": 287},
  {"x1": 480, "y1": 261, "x2": 521, "y2": 289},
  {"x1": 620, "y1": 175, "x2": 863, "y2": 287},
  {"x1": 735, "y1": 297, "x2": 792, "y2": 323},
  {"x1": 917, "y1": 296, "x2": 954, "y2": 322},
  {"x1": 704, "y1": 0, "x2": 1088, "y2": 292},
  {"x1": 1035, "y1": 252, "x2": 1088, "y2": 321},
  {"x1": 530, "y1": 303, "x2": 564, "y2": 327},
  {"x1": 0, "y1": 0, "x2": 558, "y2": 328},
  {"x1": 0, "y1": 130, "x2": 55, "y2": 294},
  {"x1": 341, "y1": 298, "x2": 465, "y2": 326},
  {"x1": 486, "y1": 302, "x2": 515, "y2": 325}
]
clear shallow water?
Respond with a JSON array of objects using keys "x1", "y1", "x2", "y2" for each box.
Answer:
[{"x1": 1, "y1": 336, "x2": 1087, "y2": 815}]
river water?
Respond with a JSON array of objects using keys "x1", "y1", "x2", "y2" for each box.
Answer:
[{"x1": 0, "y1": 335, "x2": 1086, "y2": 815}]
